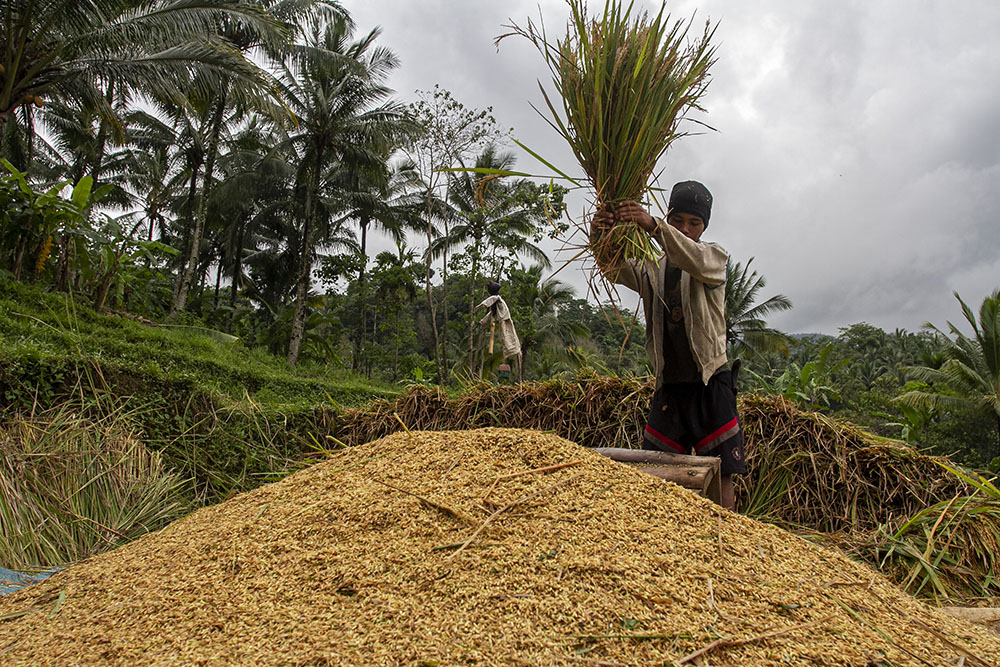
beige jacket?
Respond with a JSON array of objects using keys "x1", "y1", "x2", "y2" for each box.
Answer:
[
  {"x1": 596, "y1": 219, "x2": 729, "y2": 386},
  {"x1": 478, "y1": 295, "x2": 522, "y2": 358}
]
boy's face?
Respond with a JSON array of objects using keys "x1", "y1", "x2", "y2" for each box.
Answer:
[{"x1": 666, "y1": 211, "x2": 705, "y2": 242}]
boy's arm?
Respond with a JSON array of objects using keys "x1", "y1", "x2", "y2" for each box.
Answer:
[
  {"x1": 652, "y1": 220, "x2": 728, "y2": 287},
  {"x1": 589, "y1": 211, "x2": 644, "y2": 293}
]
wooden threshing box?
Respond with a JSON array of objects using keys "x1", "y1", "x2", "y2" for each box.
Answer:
[{"x1": 593, "y1": 448, "x2": 722, "y2": 505}]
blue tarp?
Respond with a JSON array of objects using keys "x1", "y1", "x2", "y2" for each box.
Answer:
[{"x1": 0, "y1": 567, "x2": 59, "y2": 596}]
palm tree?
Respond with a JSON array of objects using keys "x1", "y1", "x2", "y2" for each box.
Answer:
[
  {"x1": 202, "y1": 118, "x2": 293, "y2": 327},
  {"x1": 110, "y1": 110, "x2": 186, "y2": 243},
  {"x1": 431, "y1": 146, "x2": 551, "y2": 369},
  {"x1": 523, "y1": 269, "x2": 589, "y2": 378},
  {"x1": 0, "y1": 0, "x2": 282, "y2": 143},
  {"x1": 896, "y1": 289, "x2": 1000, "y2": 458},
  {"x1": 338, "y1": 157, "x2": 422, "y2": 371},
  {"x1": 725, "y1": 257, "x2": 793, "y2": 361},
  {"x1": 274, "y1": 15, "x2": 415, "y2": 365},
  {"x1": 168, "y1": 0, "x2": 332, "y2": 315}
]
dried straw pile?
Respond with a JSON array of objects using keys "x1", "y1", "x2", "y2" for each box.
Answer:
[
  {"x1": 330, "y1": 379, "x2": 969, "y2": 532},
  {"x1": 738, "y1": 393, "x2": 968, "y2": 533},
  {"x1": 332, "y1": 375, "x2": 648, "y2": 450},
  {"x1": 1, "y1": 428, "x2": 997, "y2": 665}
]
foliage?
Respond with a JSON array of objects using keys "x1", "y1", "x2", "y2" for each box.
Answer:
[
  {"x1": 0, "y1": 405, "x2": 189, "y2": 570},
  {"x1": 747, "y1": 343, "x2": 846, "y2": 411},
  {"x1": 0, "y1": 281, "x2": 391, "y2": 407},
  {"x1": 0, "y1": 161, "x2": 104, "y2": 280},
  {"x1": 1, "y1": 157, "x2": 177, "y2": 313},
  {"x1": 895, "y1": 289, "x2": 1000, "y2": 459},
  {"x1": 559, "y1": 298, "x2": 648, "y2": 376},
  {"x1": 866, "y1": 464, "x2": 1000, "y2": 602},
  {"x1": 0, "y1": 0, "x2": 283, "y2": 150},
  {"x1": 0, "y1": 281, "x2": 395, "y2": 499},
  {"x1": 725, "y1": 257, "x2": 793, "y2": 361}
]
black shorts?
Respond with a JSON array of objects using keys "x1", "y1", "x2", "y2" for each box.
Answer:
[{"x1": 643, "y1": 369, "x2": 747, "y2": 475}]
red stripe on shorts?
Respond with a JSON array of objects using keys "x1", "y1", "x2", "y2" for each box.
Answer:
[
  {"x1": 644, "y1": 425, "x2": 686, "y2": 453},
  {"x1": 695, "y1": 416, "x2": 739, "y2": 452}
]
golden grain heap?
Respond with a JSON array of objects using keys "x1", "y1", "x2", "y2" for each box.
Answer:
[{"x1": 1, "y1": 428, "x2": 997, "y2": 666}]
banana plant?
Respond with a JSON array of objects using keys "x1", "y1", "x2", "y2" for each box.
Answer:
[{"x1": 0, "y1": 160, "x2": 110, "y2": 281}]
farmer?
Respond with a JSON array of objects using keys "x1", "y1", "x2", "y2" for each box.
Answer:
[{"x1": 591, "y1": 180, "x2": 745, "y2": 509}]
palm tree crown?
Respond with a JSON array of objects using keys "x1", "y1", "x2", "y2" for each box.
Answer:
[
  {"x1": 896, "y1": 289, "x2": 1000, "y2": 456},
  {"x1": 725, "y1": 257, "x2": 793, "y2": 360},
  {"x1": 0, "y1": 0, "x2": 283, "y2": 137}
]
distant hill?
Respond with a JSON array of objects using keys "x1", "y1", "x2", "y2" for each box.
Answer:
[{"x1": 790, "y1": 332, "x2": 836, "y2": 342}]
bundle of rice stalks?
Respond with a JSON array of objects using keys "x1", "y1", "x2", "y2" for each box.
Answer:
[
  {"x1": 738, "y1": 393, "x2": 969, "y2": 534},
  {"x1": 1, "y1": 428, "x2": 997, "y2": 665},
  {"x1": 0, "y1": 407, "x2": 189, "y2": 570},
  {"x1": 503, "y1": 0, "x2": 716, "y2": 264},
  {"x1": 331, "y1": 372, "x2": 651, "y2": 451}
]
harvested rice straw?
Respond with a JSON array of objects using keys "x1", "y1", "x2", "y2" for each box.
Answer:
[
  {"x1": 500, "y1": 0, "x2": 716, "y2": 266},
  {"x1": 2, "y1": 428, "x2": 999, "y2": 665}
]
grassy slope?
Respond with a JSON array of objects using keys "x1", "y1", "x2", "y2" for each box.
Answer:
[
  {"x1": 0, "y1": 281, "x2": 397, "y2": 499},
  {"x1": 0, "y1": 281, "x2": 393, "y2": 408}
]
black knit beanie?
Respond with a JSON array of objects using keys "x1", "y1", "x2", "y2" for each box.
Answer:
[{"x1": 668, "y1": 180, "x2": 713, "y2": 228}]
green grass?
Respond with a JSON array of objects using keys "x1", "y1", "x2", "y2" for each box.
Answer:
[
  {"x1": 0, "y1": 280, "x2": 394, "y2": 410},
  {"x1": 0, "y1": 280, "x2": 398, "y2": 501},
  {"x1": 0, "y1": 403, "x2": 189, "y2": 570}
]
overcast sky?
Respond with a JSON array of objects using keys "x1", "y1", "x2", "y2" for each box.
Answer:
[{"x1": 338, "y1": 0, "x2": 1000, "y2": 335}]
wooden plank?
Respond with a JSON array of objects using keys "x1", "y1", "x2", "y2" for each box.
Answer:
[
  {"x1": 593, "y1": 447, "x2": 722, "y2": 505},
  {"x1": 593, "y1": 447, "x2": 708, "y2": 466},
  {"x1": 632, "y1": 464, "x2": 710, "y2": 489}
]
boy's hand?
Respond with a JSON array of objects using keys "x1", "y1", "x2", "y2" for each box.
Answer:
[
  {"x1": 614, "y1": 200, "x2": 657, "y2": 233},
  {"x1": 590, "y1": 209, "x2": 615, "y2": 237}
]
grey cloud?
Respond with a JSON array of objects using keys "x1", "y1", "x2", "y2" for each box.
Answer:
[{"x1": 340, "y1": 0, "x2": 1000, "y2": 335}]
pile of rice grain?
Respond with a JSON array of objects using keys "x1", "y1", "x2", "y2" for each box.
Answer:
[{"x1": 1, "y1": 428, "x2": 997, "y2": 666}]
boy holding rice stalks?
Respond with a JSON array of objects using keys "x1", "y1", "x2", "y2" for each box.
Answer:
[{"x1": 591, "y1": 181, "x2": 745, "y2": 509}]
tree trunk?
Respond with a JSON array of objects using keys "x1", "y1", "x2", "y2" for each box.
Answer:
[
  {"x1": 440, "y1": 180, "x2": 451, "y2": 378},
  {"x1": 392, "y1": 310, "x2": 400, "y2": 382},
  {"x1": 213, "y1": 260, "x2": 223, "y2": 309},
  {"x1": 196, "y1": 263, "x2": 208, "y2": 314},
  {"x1": 367, "y1": 300, "x2": 377, "y2": 380},
  {"x1": 467, "y1": 250, "x2": 479, "y2": 376},
  {"x1": 288, "y1": 147, "x2": 324, "y2": 366},
  {"x1": 171, "y1": 155, "x2": 203, "y2": 309},
  {"x1": 89, "y1": 81, "x2": 114, "y2": 185},
  {"x1": 227, "y1": 216, "x2": 246, "y2": 334},
  {"x1": 287, "y1": 219, "x2": 313, "y2": 365},
  {"x1": 424, "y1": 210, "x2": 442, "y2": 382},
  {"x1": 353, "y1": 215, "x2": 369, "y2": 372},
  {"x1": 172, "y1": 97, "x2": 225, "y2": 315}
]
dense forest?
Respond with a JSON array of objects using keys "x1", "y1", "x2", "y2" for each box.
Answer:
[{"x1": 1, "y1": 0, "x2": 998, "y2": 474}]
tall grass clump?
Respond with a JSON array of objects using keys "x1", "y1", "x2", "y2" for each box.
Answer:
[
  {"x1": 502, "y1": 0, "x2": 716, "y2": 264},
  {"x1": 0, "y1": 406, "x2": 189, "y2": 570},
  {"x1": 866, "y1": 465, "x2": 1000, "y2": 602}
]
